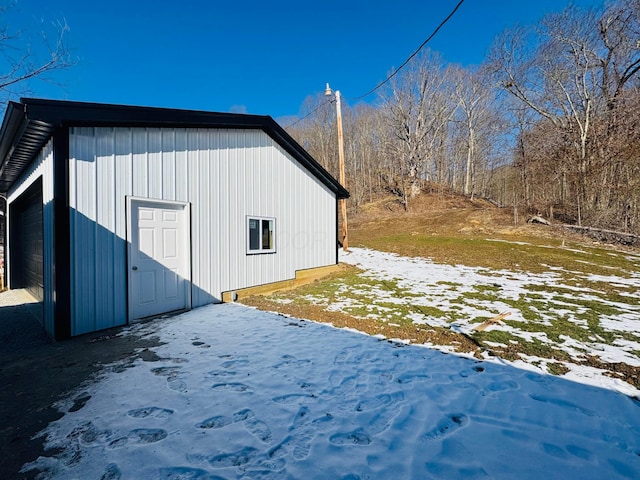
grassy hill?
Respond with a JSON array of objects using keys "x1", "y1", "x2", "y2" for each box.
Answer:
[{"x1": 350, "y1": 193, "x2": 578, "y2": 269}]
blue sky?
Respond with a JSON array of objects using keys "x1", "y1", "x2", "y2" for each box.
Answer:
[{"x1": 8, "y1": 0, "x2": 604, "y2": 121}]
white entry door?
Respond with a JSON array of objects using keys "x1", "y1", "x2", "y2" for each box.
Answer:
[{"x1": 127, "y1": 198, "x2": 191, "y2": 321}]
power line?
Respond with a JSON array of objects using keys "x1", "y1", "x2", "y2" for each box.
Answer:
[
  {"x1": 284, "y1": 99, "x2": 332, "y2": 129},
  {"x1": 350, "y1": 0, "x2": 466, "y2": 101},
  {"x1": 284, "y1": 0, "x2": 466, "y2": 129}
]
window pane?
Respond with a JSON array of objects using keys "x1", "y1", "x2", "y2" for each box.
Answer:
[
  {"x1": 249, "y1": 218, "x2": 260, "y2": 251},
  {"x1": 262, "y1": 219, "x2": 273, "y2": 250}
]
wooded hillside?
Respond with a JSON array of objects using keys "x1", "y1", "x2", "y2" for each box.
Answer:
[{"x1": 286, "y1": 0, "x2": 640, "y2": 235}]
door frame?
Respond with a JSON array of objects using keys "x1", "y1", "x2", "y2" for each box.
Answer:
[
  {"x1": 126, "y1": 196, "x2": 192, "y2": 322},
  {"x1": 9, "y1": 177, "x2": 44, "y2": 301}
]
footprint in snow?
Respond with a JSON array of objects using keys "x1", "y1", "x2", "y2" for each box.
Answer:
[
  {"x1": 100, "y1": 463, "x2": 121, "y2": 480},
  {"x1": 211, "y1": 382, "x2": 253, "y2": 393},
  {"x1": 296, "y1": 380, "x2": 318, "y2": 394},
  {"x1": 356, "y1": 391, "x2": 404, "y2": 412},
  {"x1": 129, "y1": 428, "x2": 168, "y2": 444},
  {"x1": 368, "y1": 406, "x2": 400, "y2": 436},
  {"x1": 233, "y1": 409, "x2": 272, "y2": 443},
  {"x1": 542, "y1": 442, "x2": 569, "y2": 459},
  {"x1": 168, "y1": 357, "x2": 189, "y2": 364},
  {"x1": 221, "y1": 359, "x2": 249, "y2": 368},
  {"x1": 608, "y1": 458, "x2": 639, "y2": 478},
  {"x1": 69, "y1": 392, "x2": 92, "y2": 412},
  {"x1": 167, "y1": 377, "x2": 188, "y2": 393},
  {"x1": 107, "y1": 437, "x2": 129, "y2": 450},
  {"x1": 529, "y1": 394, "x2": 596, "y2": 417},
  {"x1": 333, "y1": 346, "x2": 360, "y2": 365},
  {"x1": 247, "y1": 453, "x2": 287, "y2": 472},
  {"x1": 291, "y1": 430, "x2": 314, "y2": 459},
  {"x1": 206, "y1": 369, "x2": 236, "y2": 378},
  {"x1": 486, "y1": 380, "x2": 519, "y2": 392},
  {"x1": 329, "y1": 428, "x2": 372, "y2": 446},
  {"x1": 566, "y1": 444, "x2": 593, "y2": 460},
  {"x1": 66, "y1": 421, "x2": 111, "y2": 446},
  {"x1": 127, "y1": 406, "x2": 174, "y2": 419},
  {"x1": 422, "y1": 414, "x2": 469, "y2": 441},
  {"x1": 291, "y1": 406, "x2": 311, "y2": 430},
  {"x1": 325, "y1": 373, "x2": 365, "y2": 398},
  {"x1": 150, "y1": 366, "x2": 182, "y2": 377},
  {"x1": 158, "y1": 466, "x2": 227, "y2": 479},
  {"x1": 311, "y1": 412, "x2": 335, "y2": 431},
  {"x1": 149, "y1": 365, "x2": 189, "y2": 393},
  {"x1": 241, "y1": 469, "x2": 289, "y2": 480},
  {"x1": 208, "y1": 446, "x2": 259, "y2": 468},
  {"x1": 272, "y1": 354, "x2": 312, "y2": 369},
  {"x1": 221, "y1": 358, "x2": 250, "y2": 369},
  {"x1": 267, "y1": 433, "x2": 313, "y2": 461},
  {"x1": 459, "y1": 366, "x2": 485, "y2": 378},
  {"x1": 196, "y1": 415, "x2": 233, "y2": 429},
  {"x1": 271, "y1": 393, "x2": 315, "y2": 404},
  {"x1": 107, "y1": 428, "x2": 168, "y2": 449},
  {"x1": 395, "y1": 371, "x2": 431, "y2": 384}
]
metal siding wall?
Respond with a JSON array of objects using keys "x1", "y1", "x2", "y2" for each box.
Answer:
[
  {"x1": 162, "y1": 130, "x2": 176, "y2": 200},
  {"x1": 96, "y1": 129, "x2": 115, "y2": 330},
  {"x1": 147, "y1": 129, "x2": 162, "y2": 199},
  {"x1": 68, "y1": 126, "x2": 337, "y2": 332},
  {"x1": 132, "y1": 129, "x2": 147, "y2": 197},
  {"x1": 74, "y1": 129, "x2": 92, "y2": 334},
  {"x1": 186, "y1": 130, "x2": 200, "y2": 305},
  {"x1": 6, "y1": 140, "x2": 55, "y2": 336},
  {"x1": 175, "y1": 129, "x2": 189, "y2": 202},
  {"x1": 70, "y1": 128, "x2": 132, "y2": 334},
  {"x1": 221, "y1": 129, "x2": 337, "y2": 293},
  {"x1": 113, "y1": 128, "x2": 132, "y2": 322},
  {"x1": 42, "y1": 144, "x2": 55, "y2": 335},
  {"x1": 218, "y1": 130, "x2": 232, "y2": 294},
  {"x1": 200, "y1": 130, "x2": 212, "y2": 299},
  {"x1": 70, "y1": 128, "x2": 97, "y2": 334},
  {"x1": 210, "y1": 131, "x2": 223, "y2": 303}
]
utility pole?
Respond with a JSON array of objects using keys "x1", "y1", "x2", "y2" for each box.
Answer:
[{"x1": 325, "y1": 83, "x2": 348, "y2": 251}]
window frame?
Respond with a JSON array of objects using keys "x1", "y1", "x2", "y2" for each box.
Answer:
[{"x1": 246, "y1": 215, "x2": 276, "y2": 255}]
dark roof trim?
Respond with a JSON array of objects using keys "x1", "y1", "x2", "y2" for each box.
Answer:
[{"x1": 0, "y1": 98, "x2": 350, "y2": 198}]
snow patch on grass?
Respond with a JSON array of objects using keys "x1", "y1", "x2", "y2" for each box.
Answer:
[{"x1": 335, "y1": 247, "x2": 640, "y2": 395}]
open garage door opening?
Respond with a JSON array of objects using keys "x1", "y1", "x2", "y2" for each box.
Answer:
[{"x1": 9, "y1": 179, "x2": 44, "y2": 303}]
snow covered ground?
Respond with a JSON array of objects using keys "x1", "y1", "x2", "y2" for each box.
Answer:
[
  {"x1": 24, "y1": 303, "x2": 640, "y2": 479},
  {"x1": 323, "y1": 247, "x2": 640, "y2": 397}
]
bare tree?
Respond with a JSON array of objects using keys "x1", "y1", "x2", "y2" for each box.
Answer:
[
  {"x1": 343, "y1": 104, "x2": 386, "y2": 210},
  {"x1": 492, "y1": 7, "x2": 601, "y2": 224},
  {"x1": 597, "y1": 0, "x2": 640, "y2": 113},
  {"x1": 490, "y1": 0, "x2": 640, "y2": 230},
  {"x1": 288, "y1": 93, "x2": 338, "y2": 178},
  {"x1": 450, "y1": 65, "x2": 499, "y2": 198},
  {"x1": 379, "y1": 50, "x2": 457, "y2": 209},
  {"x1": 0, "y1": 3, "x2": 74, "y2": 102}
]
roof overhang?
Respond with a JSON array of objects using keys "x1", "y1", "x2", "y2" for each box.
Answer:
[{"x1": 0, "y1": 98, "x2": 350, "y2": 199}]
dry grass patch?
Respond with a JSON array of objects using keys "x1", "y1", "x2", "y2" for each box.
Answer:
[{"x1": 241, "y1": 294, "x2": 482, "y2": 356}]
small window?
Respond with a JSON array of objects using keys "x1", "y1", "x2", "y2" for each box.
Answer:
[{"x1": 247, "y1": 216, "x2": 276, "y2": 254}]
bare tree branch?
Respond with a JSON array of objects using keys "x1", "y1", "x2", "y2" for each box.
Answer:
[{"x1": 0, "y1": 6, "x2": 75, "y2": 100}]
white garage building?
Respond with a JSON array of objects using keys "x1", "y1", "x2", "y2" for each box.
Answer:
[{"x1": 0, "y1": 99, "x2": 348, "y2": 339}]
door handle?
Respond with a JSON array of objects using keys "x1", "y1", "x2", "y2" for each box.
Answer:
[{"x1": 132, "y1": 266, "x2": 138, "y2": 271}]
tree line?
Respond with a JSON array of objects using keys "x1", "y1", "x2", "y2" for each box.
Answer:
[{"x1": 285, "y1": 0, "x2": 640, "y2": 235}]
